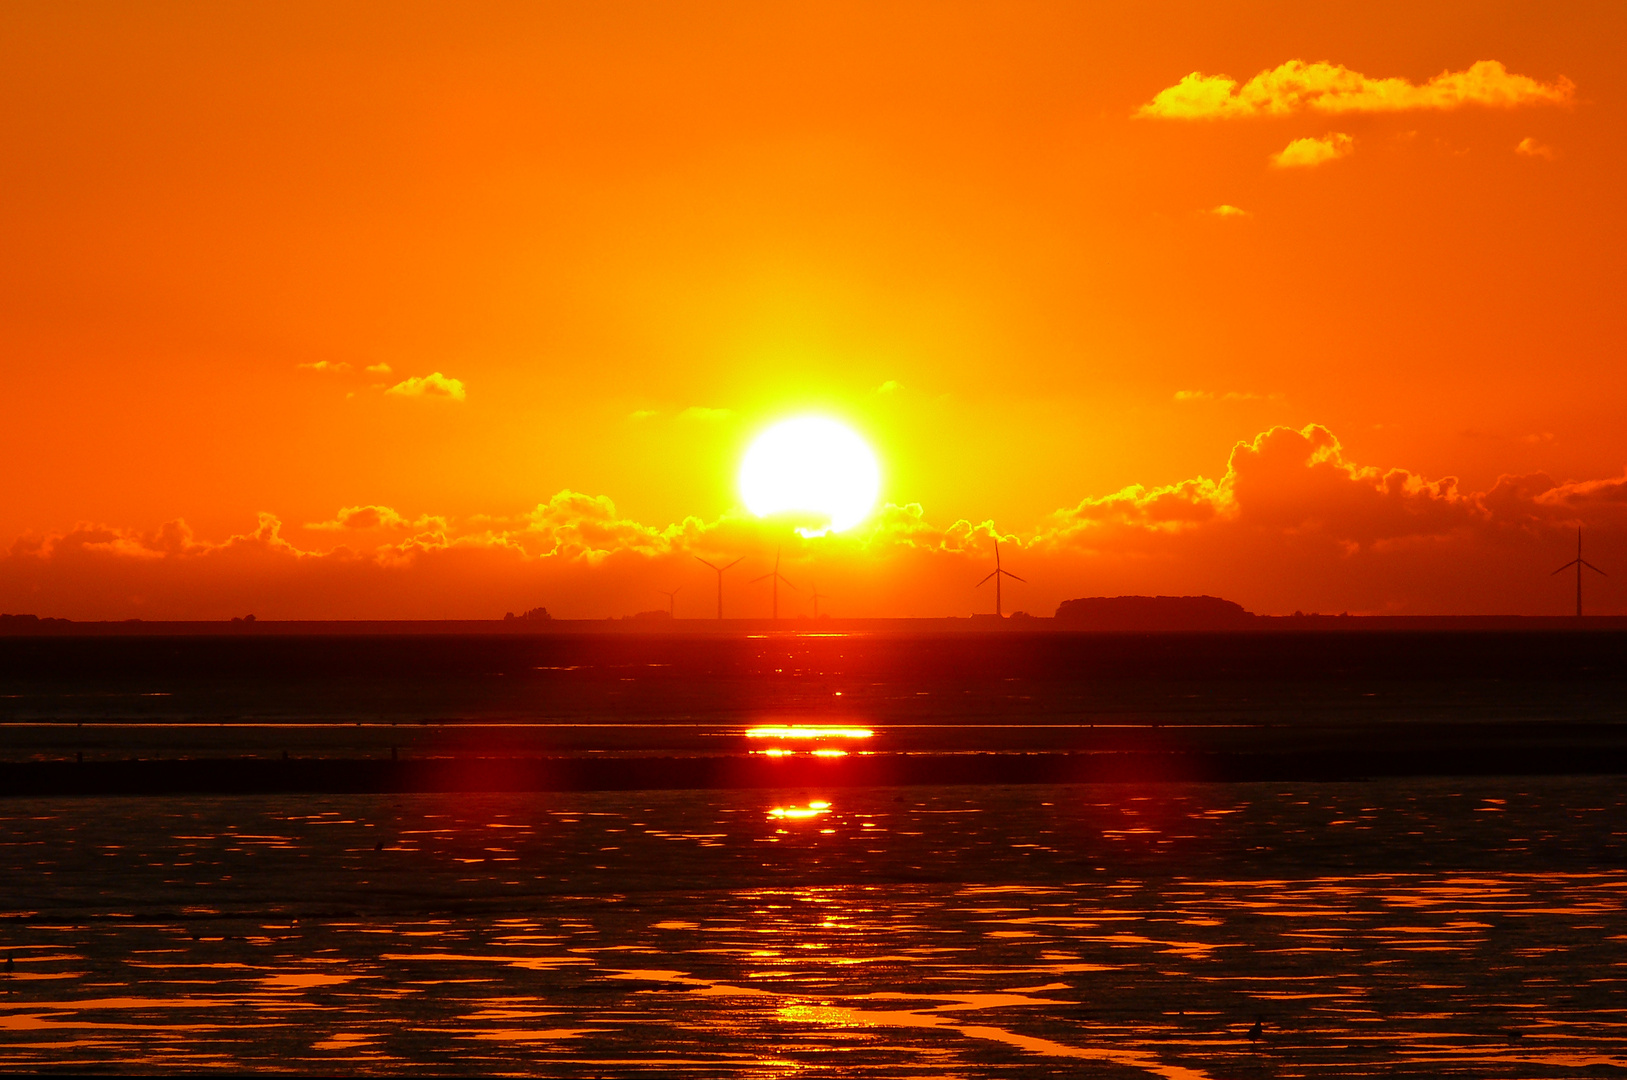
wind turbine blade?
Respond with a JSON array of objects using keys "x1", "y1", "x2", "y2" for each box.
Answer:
[
  {"x1": 781, "y1": 577, "x2": 798, "y2": 591},
  {"x1": 723, "y1": 556, "x2": 744, "y2": 571},
  {"x1": 694, "y1": 556, "x2": 719, "y2": 571},
  {"x1": 1552, "y1": 560, "x2": 1580, "y2": 575},
  {"x1": 749, "y1": 573, "x2": 772, "y2": 583},
  {"x1": 977, "y1": 571, "x2": 997, "y2": 586},
  {"x1": 1582, "y1": 560, "x2": 1607, "y2": 575},
  {"x1": 1003, "y1": 572, "x2": 1028, "y2": 583}
]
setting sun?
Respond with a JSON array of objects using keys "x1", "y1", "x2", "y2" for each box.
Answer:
[{"x1": 738, "y1": 417, "x2": 881, "y2": 534}]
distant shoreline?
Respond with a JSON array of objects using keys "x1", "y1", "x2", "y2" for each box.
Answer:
[{"x1": 4, "y1": 614, "x2": 1627, "y2": 635}]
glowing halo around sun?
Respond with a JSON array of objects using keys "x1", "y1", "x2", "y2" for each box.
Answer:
[{"x1": 738, "y1": 416, "x2": 881, "y2": 534}]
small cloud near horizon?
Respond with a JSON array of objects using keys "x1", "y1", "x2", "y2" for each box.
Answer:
[
  {"x1": 1210, "y1": 204, "x2": 1250, "y2": 218},
  {"x1": 307, "y1": 505, "x2": 407, "y2": 531},
  {"x1": 297, "y1": 361, "x2": 353, "y2": 373},
  {"x1": 1175, "y1": 389, "x2": 1285, "y2": 403},
  {"x1": 306, "y1": 505, "x2": 449, "y2": 532},
  {"x1": 365, "y1": 362, "x2": 393, "y2": 375},
  {"x1": 1272, "y1": 133, "x2": 1354, "y2": 168},
  {"x1": 386, "y1": 372, "x2": 466, "y2": 401},
  {"x1": 628, "y1": 408, "x2": 659, "y2": 421},
  {"x1": 1515, "y1": 136, "x2": 1557, "y2": 160},
  {"x1": 679, "y1": 406, "x2": 733, "y2": 421},
  {"x1": 876, "y1": 380, "x2": 903, "y2": 393}
]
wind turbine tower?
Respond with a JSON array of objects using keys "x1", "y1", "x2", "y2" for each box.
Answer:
[
  {"x1": 749, "y1": 547, "x2": 797, "y2": 620},
  {"x1": 977, "y1": 539, "x2": 1026, "y2": 618},
  {"x1": 810, "y1": 585, "x2": 829, "y2": 618},
  {"x1": 1552, "y1": 527, "x2": 1606, "y2": 617},
  {"x1": 693, "y1": 555, "x2": 743, "y2": 620},
  {"x1": 658, "y1": 586, "x2": 682, "y2": 617}
]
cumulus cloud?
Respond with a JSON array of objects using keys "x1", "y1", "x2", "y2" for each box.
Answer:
[
  {"x1": 1272, "y1": 132, "x2": 1355, "y2": 168},
  {"x1": 365, "y1": 362, "x2": 393, "y2": 375},
  {"x1": 628, "y1": 409, "x2": 659, "y2": 421},
  {"x1": 876, "y1": 380, "x2": 904, "y2": 393},
  {"x1": 5, "y1": 424, "x2": 1625, "y2": 619},
  {"x1": 306, "y1": 505, "x2": 408, "y2": 531},
  {"x1": 386, "y1": 372, "x2": 466, "y2": 401},
  {"x1": 1210, "y1": 204, "x2": 1251, "y2": 218},
  {"x1": 1515, "y1": 136, "x2": 1557, "y2": 159},
  {"x1": 1139, "y1": 60, "x2": 1574, "y2": 120},
  {"x1": 297, "y1": 361, "x2": 353, "y2": 373}
]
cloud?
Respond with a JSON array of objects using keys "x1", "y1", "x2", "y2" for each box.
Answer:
[
  {"x1": 678, "y1": 406, "x2": 733, "y2": 422},
  {"x1": 628, "y1": 409, "x2": 659, "y2": 421},
  {"x1": 1175, "y1": 390, "x2": 1284, "y2": 404},
  {"x1": 297, "y1": 361, "x2": 353, "y2": 373},
  {"x1": 1139, "y1": 60, "x2": 1574, "y2": 120},
  {"x1": 365, "y1": 362, "x2": 393, "y2": 375},
  {"x1": 1271, "y1": 133, "x2": 1355, "y2": 168},
  {"x1": 306, "y1": 505, "x2": 408, "y2": 531},
  {"x1": 876, "y1": 380, "x2": 904, "y2": 393},
  {"x1": 6, "y1": 424, "x2": 1627, "y2": 619},
  {"x1": 1515, "y1": 136, "x2": 1556, "y2": 160},
  {"x1": 386, "y1": 372, "x2": 466, "y2": 401},
  {"x1": 1210, "y1": 205, "x2": 1250, "y2": 218}
]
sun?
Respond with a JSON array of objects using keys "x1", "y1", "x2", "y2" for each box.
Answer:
[{"x1": 739, "y1": 416, "x2": 881, "y2": 534}]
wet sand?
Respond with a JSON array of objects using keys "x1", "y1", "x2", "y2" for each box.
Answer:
[
  {"x1": 3, "y1": 632, "x2": 1624, "y2": 1074},
  {"x1": 2, "y1": 780, "x2": 1624, "y2": 1077}
]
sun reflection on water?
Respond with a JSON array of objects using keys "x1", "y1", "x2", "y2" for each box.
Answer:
[
  {"x1": 746, "y1": 726, "x2": 873, "y2": 740},
  {"x1": 769, "y1": 801, "x2": 831, "y2": 821}
]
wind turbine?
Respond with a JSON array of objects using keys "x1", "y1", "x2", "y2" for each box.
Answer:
[
  {"x1": 1552, "y1": 527, "x2": 1606, "y2": 617},
  {"x1": 693, "y1": 555, "x2": 743, "y2": 620},
  {"x1": 810, "y1": 585, "x2": 829, "y2": 618},
  {"x1": 657, "y1": 586, "x2": 682, "y2": 617},
  {"x1": 750, "y1": 547, "x2": 797, "y2": 620},
  {"x1": 977, "y1": 538, "x2": 1025, "y2": 618}
]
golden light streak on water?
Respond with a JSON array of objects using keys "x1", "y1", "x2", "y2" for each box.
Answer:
[
  {"x1": 746, "y1": 727, "x2": 873, "y2": 740},
  {"x1": 769, "y1": 800, "x2": 832, "y2": 820}
]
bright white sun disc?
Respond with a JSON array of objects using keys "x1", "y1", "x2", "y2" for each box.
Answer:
[{"x1": 739, "y1": 417, "x2": 881, "y2": 533}]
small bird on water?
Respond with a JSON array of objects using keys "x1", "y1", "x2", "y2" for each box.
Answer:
[{"x1": 1248, "y1": 1016, "x2": 1264, "y2": 1043}]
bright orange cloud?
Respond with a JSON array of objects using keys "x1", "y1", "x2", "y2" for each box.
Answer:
[
  {"x1": 1139, "y1": 60, "x2": 1574, "y2": 120},
  {"x1": 1271, "y1": 132, "x2": 1355, "y2": 168},
  {"x1": 4, "y1": 426, "x2": 1621, "y2": 620},
  {"x1": 306, "y1": 505, "x2": 408, "y2": 531},
  {"x1": 385, "y1": 372, "x2": 466, "y2": 401},
  {"x1": 1515, "y1": 136, "x2": 1557, "y2": 159}
]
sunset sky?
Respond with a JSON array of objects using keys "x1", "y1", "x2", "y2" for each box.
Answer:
[{"x1": 3, "y1": 2, "x2": 1625, "y2": 619}]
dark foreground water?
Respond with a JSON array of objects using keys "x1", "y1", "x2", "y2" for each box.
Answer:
[{"x1": 3, "y1": 779, "x2": 1624, "y2": 1077}]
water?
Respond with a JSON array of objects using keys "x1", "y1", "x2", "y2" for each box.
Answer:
[{"x1": 3, "y1": 779, "x2": 1624, "y2": 1076}]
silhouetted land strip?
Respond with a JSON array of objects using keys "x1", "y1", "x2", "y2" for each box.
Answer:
[
  {"x1": 6, "y1": 614, "x2": 1627, "y2": 634},
  {"x1": 5, "y1": 738, "x2": 1627, "y2": 796}
]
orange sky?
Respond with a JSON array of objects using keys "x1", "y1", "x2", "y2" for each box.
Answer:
[{"x1": 3, "y1": 2, "x2": 1625, "y2": 619}]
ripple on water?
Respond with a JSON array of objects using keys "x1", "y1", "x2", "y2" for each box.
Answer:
[{"x1": 0, "y1": 780, "x2": 1624, "y2": 1076}]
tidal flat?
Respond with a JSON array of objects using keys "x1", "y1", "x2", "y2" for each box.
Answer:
[
  {"x1": 3, "y1": 631, "x2": 1625, "y2": 1075},
  {"x1": 1, "y1": 780, "x2": 1624, "y2": 1077}
]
